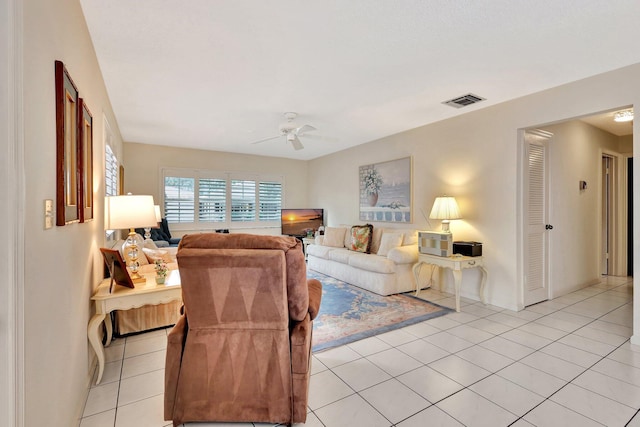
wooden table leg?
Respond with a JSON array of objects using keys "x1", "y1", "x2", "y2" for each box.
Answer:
[
  {"x1": 412, "y1": 262, "x2": 424, "y2": 296},
  {"x1": 452, "y1": 269, "x2": 462, "y2": 312},
  {"x1": 479, "y1": 266, "x2": 488, "y2": 305},
  {"x1": 87, "y1": 313, "x2": 107, "y2": 384},
  {"x1": 104, "y1": 313, "x2": 113, "y2": 346}
]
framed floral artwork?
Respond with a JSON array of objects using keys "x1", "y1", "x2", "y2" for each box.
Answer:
[{"x1": 359, "y1": 157, "x2": 412, "y2": 223}]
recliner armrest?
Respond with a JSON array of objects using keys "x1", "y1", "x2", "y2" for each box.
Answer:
[{"x1": 307, "y1": 279, "x2": 322, "y2": 320}]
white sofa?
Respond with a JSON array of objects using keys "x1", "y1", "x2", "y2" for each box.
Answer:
[{"x1": 306, "y1": 225, "x2": 419, "y2": 295}]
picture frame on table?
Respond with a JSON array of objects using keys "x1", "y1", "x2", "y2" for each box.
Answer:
[{"x1": 99, "y1": 248, "x2": 135, "y2": 292}]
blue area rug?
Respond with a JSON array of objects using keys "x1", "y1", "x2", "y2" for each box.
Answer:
[{"x1": 309, "y1": 270, "x2": 452, "y2": 352}]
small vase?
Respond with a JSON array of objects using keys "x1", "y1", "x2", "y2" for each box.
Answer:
[
  {"x1": 155, "y1": 275, "x2": 166, "y2": 284},
  {"x1": 367, "y1": 192, "x2": 379, "y2": 207}
]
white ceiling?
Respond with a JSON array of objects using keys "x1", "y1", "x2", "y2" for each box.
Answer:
[{"x1": 80, "y1": 0, "x2": 640, "y2": 160}]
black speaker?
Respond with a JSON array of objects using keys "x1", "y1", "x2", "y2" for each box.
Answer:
[{"x1": 453, "y1": 241, "x2": 482, "y2": 257}]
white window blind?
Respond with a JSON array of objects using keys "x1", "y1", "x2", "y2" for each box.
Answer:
[
  {"x1": 105, "y1": 145, "x2": 118, "y2": 197},
  {"x1": 199, "y1": 178, "x2": 226, "y2": 222},
  {"x1": 164, "y1": 176, "x2": 195, "y2": 223},
  {"x1": 259, "y1": 181, "x2": 282, "y2": 221},
  {"x1": 231, "y1": 180, "x2": 256, "y2": 222}
]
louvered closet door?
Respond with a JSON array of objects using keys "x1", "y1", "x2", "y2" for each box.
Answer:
[{"x1": 523, "y1": 130, "x2": 551, "y2": 306}]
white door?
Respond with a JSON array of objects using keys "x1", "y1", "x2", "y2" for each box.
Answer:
[{"x1": 523, "y1": 130, "x2": 551, "y2": 306}]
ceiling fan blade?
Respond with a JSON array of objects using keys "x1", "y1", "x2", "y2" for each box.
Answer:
[
  {"x1": 296, "y1": 124, "x2": 316, "y2": 135},
  {"x1": 250, "y1": 135, "x2": 281, "y2": 145},
  {"x1": 290, "y1": 135, "x2": 304, "y2": 151},
  {"x1": 301, "y1": 133, "x2": 338, "y2": 142}
]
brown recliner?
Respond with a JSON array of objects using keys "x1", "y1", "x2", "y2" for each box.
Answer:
[{"x1": 164, "y1": 233, "x2": 322, "y2": 426}]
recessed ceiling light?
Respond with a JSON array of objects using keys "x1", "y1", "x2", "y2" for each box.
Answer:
[{"x1": 614, "y1": 109, "x2": 634, "y2": 122}]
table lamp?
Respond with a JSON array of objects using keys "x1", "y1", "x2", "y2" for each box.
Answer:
[
  {"x1": 143, "y1": 205, "x2": 163, "y2": 241},
  {"x1": 429, "y1": 196, "x2": 461, "y2": 233},
  {"x1": 104, "y1": 194, "x2": 158, "y2": 283}
]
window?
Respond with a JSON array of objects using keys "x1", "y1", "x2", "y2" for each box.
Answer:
[
  {"x1": 104, "y1": 144, "x2": 119, "y2": 240},
  {"x1": 162, "y1": 168, "x2": 283, "y2": 230}
]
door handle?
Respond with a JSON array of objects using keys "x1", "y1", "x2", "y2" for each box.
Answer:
[{"x1": 545, "y1": 224, "x2": 554, "y2": 230}]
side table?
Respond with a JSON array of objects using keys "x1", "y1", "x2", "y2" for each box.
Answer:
[
  {"x1": 87, "y1": 270, "x2": 182, "y2": 384},
  {"x1": 412, "y1": 253, "x2": 487, "y2": 312},
  {"x1": 302, "y1": 237, "x2": 315, "y2": 261}
]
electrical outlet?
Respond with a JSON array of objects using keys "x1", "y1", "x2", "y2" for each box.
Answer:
[{"x1": 44, "y1": 199, "x2": 53, "y2": 229}]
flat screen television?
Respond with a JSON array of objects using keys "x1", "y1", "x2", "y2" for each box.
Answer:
[{"x1": 281, "y1": 209, "x2": 324, "y2": 237}]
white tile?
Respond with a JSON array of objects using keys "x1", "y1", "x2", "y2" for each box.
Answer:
[
  {"x1": 524, "y1": 399, "x2": 602, "y2": 427},
  {"x1": 456, "y1": 345, "x2": 514, "y2": 372},
  {"x1": 520, "y1": 351, "x2": 585, "y2": 381},
  {"x1": 485, "y1": 312, "x2": 529, "y2": 328},
  {"x1": 424, "y1": 316, "x2": 461, "y2": 330},
  {"x1": 83, "y1": 381, "x2": 119, "y2": 417},
  {"x1": 558, "y1": 333, "x2": 616, "y2": 357},
  {"x1": 469, "y1": 374, "x2": 545, "y2": 416},
  {"x1": 307, "y1": 370, "x2": 354, "y2": 410},
  {"x1": 397, "y1": 339, "x2": 450, "y2": 364},
  {"x1": 80, "y1": 409, "x2": 116, "y2": 427},
  {"x1": 573, "y1": 369, "x2": 640, "y2": 408},
  {"x1": 436, "y1": 389, "x2": 517, "y2": 427},
  {"x1": 360, "y1": 379, "x2": 430, "y2": 424},
  {"x1": 592, "y1": 357, "x2": 640, "y2": 387},
  {"x1": 366, "y1": 347, "x2": 422, "y2": 377},
  {"x1": 546, "y1": 310, "x2": 593, "y2": 327},
  {"x1": 500, "y1": 329, "x2": 552, "y2": 350},
  {"x1": 121, "y1": 349, "x2": 166, "y2": 379},
  {"x1": 525, "y1": 302, "x2": 559, "y2": 315},
  {"x1": 423, "y1": 331, "x2": 474, "y2": 353},
  {"x1": 504, "y1": 309, "x2": 543, "y2": 321},
  {"x1": 446, "y1": 324, "x2": 494, "y2": 344},
  {"x1": 534, "y1": 315, "x2": 582, "y2": 333},
  {"x1": 376, "y1": 328, "x2": 418, "y2": 346},
  {"x1": 115, "y1": 394, "x2": 166, "y2": 427},
  {"x1": 296, "y1": 411, "x2": 323, "y2": 427},
  {"x1": 104, "y1": 342, "x2": 125, "y2": 363},
  {"x1": 397, "y1": 365, "x2": 464, "y2": 403},
  {"x1": 315, "y1": 344, "x2": 361, "y2": 369},
  {"x1": 467, "y1": 318, "x2": 512, "y2": 335},
  {"x1": 428, "y1": 355, "x2": 491, "y2": 387},
  {"x1": 92, "y1": 360, "x2": 122, "y2": 386},
  {"x1": 479, "y1": 336, "x2": 534, "y2": 361},
  {"x1": 462, "y1": 304, "x2": 498, "y2": 318},
  {"x1": 629, "y1": 414, "x2": 640, "y2": 427},
  {"x1": 396, "y1": 405, "x2": 464, "y2": 426},
  {"x1": 509, "y1": 420, "x2": 535, "y2": 427},
  {"x1": 400, "y1": 321, "x2": 441, "y2": 338},
  {"x1": 310, "y1": 355, "x2": 328, "y2": 375},
  {"x1": 518, "y1": 322, "x2": 567, "y2": 340},
  {"x1": 550, "y1": 383, "x2": 636, "y2": 426},
  {"x1": 332, "y1": 358, "x2": 391, "y2": 391},
  {"x1": 125, "y1": 328, "x2": 167, "y2": 343},
  {"x1": 117, "y1": 369, "x2": 165, "y2": 406},
  {"x1": 606, "y1": 342, "x2": 640, "y2": 368},
  {"x1": 445, "y1": 311, "x2": 479, "y2": 324},
  {"x1": 574, "y1": 324, "x2": 630, "y2": 346},
  {"x1": 123, "y1": 334, "x2": 167, "y2": 359},
  {"x1": 497, "y1": 362, "x2": 566, "y2": 397},
  {"x1": 540, "y1": 341, "x2": 602, "y2": 368},
  {"x1": 346, "y1": 336, "x2": 391, "y2": 357},
  {"x1": 314, "y1": 394, "x2": 389, "y2": 427}
]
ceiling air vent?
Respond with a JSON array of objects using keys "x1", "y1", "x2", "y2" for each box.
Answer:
[{"x1": 442, "y1": 93, "x2": 486, "y2": 108}]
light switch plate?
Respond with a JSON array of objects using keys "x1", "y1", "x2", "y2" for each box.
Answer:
[{"x1": 44, "y1": 199, "x2": 53, "y2": 229}]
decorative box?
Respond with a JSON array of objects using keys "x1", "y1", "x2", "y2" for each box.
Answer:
[
  {"x1": 453, "y1": 241, "x2": 483, "y2": 257},
  {"x1": 418, "y1": 231, "x2": 453, "y2": 257}
]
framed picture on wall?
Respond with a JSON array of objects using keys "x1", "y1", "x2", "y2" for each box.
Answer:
[
  {"x1": 78, "y1": 98, "x2": 93, "y2": 222},
  {"x1": 359, "y1": 156, "x2": 412, "y2": 223},
  {"x1": 55, "y1": 60, "x2": 80, "y2": 225}
]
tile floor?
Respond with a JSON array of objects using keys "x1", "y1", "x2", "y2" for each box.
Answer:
[{"x1": 79, "y1": 276, "x2": 640, "y2": 427}]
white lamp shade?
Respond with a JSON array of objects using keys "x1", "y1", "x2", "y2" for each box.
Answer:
[
  {"x1": 104, "y1": 195, "x2": 158, "y2": 230},
  {"x1": 429, "y1": 196, "x2": 461, "y2": 220},
  {"x1": 154, "y1": 205, "x2": 162, "y2": 222}
]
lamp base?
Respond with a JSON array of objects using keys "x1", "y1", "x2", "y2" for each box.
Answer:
[{"x1": 441, "y1": 220, "x2": 451, "y2": 233}]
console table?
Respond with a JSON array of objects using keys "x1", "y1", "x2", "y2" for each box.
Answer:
[
  {"x1": 412, "y1": 253, "x2": 487, "y2": 312},
  {"x1": 87, "y1": 270, "x2": 182, "y2": 384}
]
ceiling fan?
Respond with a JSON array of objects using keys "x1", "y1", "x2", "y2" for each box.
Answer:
[{"x1": 251, "y1": 112, "x2": 317, "y2": 151}]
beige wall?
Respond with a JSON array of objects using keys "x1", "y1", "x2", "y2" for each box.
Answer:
[
  {"x1": 123, "y1": 142, "x2": 309, "y2": 236},
  {"x1": 308, "y1": 63, "x2": 639, "y2": 312},
  {"x1": 22, "y1": 0, "x2": 124, "y2": 424}
]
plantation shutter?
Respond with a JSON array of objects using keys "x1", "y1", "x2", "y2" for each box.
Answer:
[
  {"x1": 199, "y1": 178, "x2": 226, "y2": 222},
  {"x1": 164, "y1": 176, "x2": 195, "y2": 223},
  {"x1": 259, "y1": 181, "x2": 282, "y2": 221},
  {"x1": 231, "y1": 179, "x2": 256, "y2": 222}
]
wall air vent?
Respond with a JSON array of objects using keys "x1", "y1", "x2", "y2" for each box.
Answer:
[{"x1": 442, "y1": 93, "x2": 486, "y2": 108}]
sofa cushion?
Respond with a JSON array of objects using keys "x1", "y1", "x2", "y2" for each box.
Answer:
[
  {"x1": 387, "y1": 244, "x2": 419, "y2": 264},
  {"x1": 348, "y1": 252, "x2": 396, "y2": 274},
  {"x1": 377, "y1": 232, "x2": 404, "y2": 256},
  {"x1": 328, "y1": 248, "x2": 351, "y2": 264},
  {"x1": 306, "y1": 243, "x2": 333, "y2": 259},
  {"x1": 348, "y1": 224, "x2": 373, "y2": 253},
  {"x1": 322, "y1": 227, "x2": 347, "y2": 247},
  {"x1": 402, "y1": 229, "x2": 418, "y2": 246}
]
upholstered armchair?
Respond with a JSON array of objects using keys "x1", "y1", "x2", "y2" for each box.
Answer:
[{"x1": 164, "y1": 233, "x2": 322, "y2": 426}]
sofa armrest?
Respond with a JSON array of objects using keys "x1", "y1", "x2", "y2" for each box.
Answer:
[
  {"x1": 314, "y1": 235, "x2": 324, "y2": 245},
  {"x1": 387, "y1": 244, "x2": 418, "y2": 264},
  {"x1": 307, "y1": 279, "x2": 322, "y2": 320}
]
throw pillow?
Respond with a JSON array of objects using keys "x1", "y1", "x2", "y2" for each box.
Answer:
[
  {"x1": 322, "y1": 227, "x2": 347, "y2": 247},
  {"x1": 143, "y1": 248, "x2": 173, "y2": 263},
  {"x1": 349, "y1": 224, "x2": 374, "y2": 253},
  {"x1": 377, "y1": 232, "x2": 404, "y2": 256}
]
